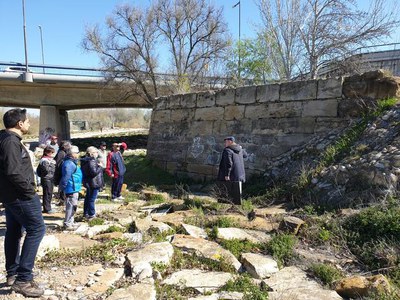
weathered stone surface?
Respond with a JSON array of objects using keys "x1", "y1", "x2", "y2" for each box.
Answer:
[
  {"x1": 182, "y1": 223, "x2": 208, "y2": 239},
  {"x1": 92, "y1": 231, "x2": 124, "y2": 241},
  {"x1": 126, "y1": 242, "x2": 174, "y2": 267},
  {"x1": 224, "y1": 105, "x2": 246, "y2": 120},
  {"x1": 37, "y1": 235, "x2": 60, "y2": 259},
  {"x1": 279, "y1": 216, "x2": 305, "y2": 234},
  {"x1": 241, "y1": 253, "x2": 279, "y2": 279},
  {"x1": 134, "y1": 217, "x2": 173, "y2": 234},
  {"x1": 162, "y1": 269, "x2": 234, "y2": 293},
  {"x1": 209, "y1": 214, "x2": 278, "y2": 232},
  {"x1": 152, "y1": 109, "x2": 171, "y2": 123},
  {"x1": 53, "y1": 233, "x2": 99, "y2": 250},
  {"x1": 244, "y1": 104, "x2": 268, "y2": 119},
  {"x1": 257, "y1": 84, "x2": 280, "y2": 103},
  {"x1": 153, "y1": 210, "x2": 197, "y2": 227},
  {"x1": 302, "y1": 99, "x2": 338, "y2": 117},
  {"x1": 264, "y1": 266, "x2": 343, "y2": 300},
  {"x1": 187, "y1": 163, "x2": 215, "y2": 175},
  {"x1": 84, "y1": 268, "x2": 124, "y2": 296},
  {"x1": 165, "y1": 95, "x2": 181, "y2": 109},
  {"x1": 195, "y1": 107, "x2": 225, "y2": 121},
  {"x1": 254, "y1": 205, "x2": 287, "y2": 217},
  {"x1": 188, "y1": 292, "x2": 244, "y2": 300},
  {"x1": 267, "y1": 102, "x2": 303, "y2": 118},
  {"x1": 216, "y1": 227, "x2": 272, "y2": 243},
  {"x1": 216, "y1": 88, "x2": 235, "y2": 106},
  {"x1": 197, "y1": 91, "x2": 216, "y2": 108},
  {"x1": 335, "y1": 275, "x2": 391, "y2": 299},
  {"x1": 236, "y1": 86, "x2": 257, "y2": 104},
  {"x1": 182, "y1": 93, "x2": 197, "y2": 108},
  {"x1": 107, "y1": 283, "x2": 156, "y2": 300},
  {"x1": 317, "y1": 78, "x2": 343, "y2": 99},
  {"x1": 280, "y1": 80, "x2": 317, "y2": 101},
  {"x1": 172, "y1": 234, "x2": 241, "y2": 270},
  {"x1": 170, "y1": 109, "x2": 194, "y2": 122}
]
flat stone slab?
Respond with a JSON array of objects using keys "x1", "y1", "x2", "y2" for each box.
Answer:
[
  {"x1": 162, "y1": 269, "x2": 234, "y2": 293},
  {"x1": 241, "y1": 253, "x2": 279, "y2": 279},
  {"x1": 126, "y1": 242, "x2": 174, "y2": 268},
  {"x1": 264, "y1": 266, "x2": 343, "y2": 300},
  {"x1": 152, "y1": 210, "x2": 197, "y2": 227},
  {"x1": 172, "y1": 234, "x2": 241, "y2": 271},
  {"x1": 208, "y1": 214, "x2": 278, "y2": 232},
  {"x1": 254, "y1": 205, "x2": 287, "y2": 217},
  {"x1": 134, "y1": 217, "x2": 172, "y2": 234},
  {"x1": 188, "y1": 292, "x2": 243, "y2": 299},
  {"x1": 107, "y1": 283, "x2": 156, "y2": 300},
  {"x1": 84, "y1": 268, "x2": 124, "y2": 296},
  {"x1": 217, "y1": 227, "x2": 272, "y2": 243},
  {"x1": 182, "y1": 223, "x2": 208, "y2": 239},
  {"x1": 52, "y1": 233, "x2": 99, "y2": 250}
]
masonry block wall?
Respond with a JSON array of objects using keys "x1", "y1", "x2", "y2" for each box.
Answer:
[{"x1": 147, "y1": 71, "x2": 399, "y2": 181}]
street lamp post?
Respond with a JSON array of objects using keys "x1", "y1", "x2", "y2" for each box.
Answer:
[
  {"x1": 233, "y1": 1, "x2": 241, "y2": 80},
  {"x1": 22, "y1": 0, "x2": 32, "y2": 82},
  {"x1": 38, "y1": 25, "x2": 45, "y2": 73}
]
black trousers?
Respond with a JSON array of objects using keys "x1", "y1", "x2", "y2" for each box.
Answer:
[
  {"x1": 216, "y1": 181, "x2": 242, "y2": 205},
  {"x1": 41, "y1": 178, "x2": 54, "y2": 212}
]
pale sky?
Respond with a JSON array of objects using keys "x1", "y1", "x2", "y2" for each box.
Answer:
[{"x1": 0, "y1": 0, "x2": 399, "y2": 69}]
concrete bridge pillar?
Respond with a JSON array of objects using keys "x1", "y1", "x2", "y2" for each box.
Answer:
[{"x1": 38, "y1": 106, "x2": 70, "y2": 144}]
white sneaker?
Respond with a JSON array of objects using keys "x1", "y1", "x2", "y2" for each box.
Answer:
[{"x1": 117, "y1": 196, "x2": 125, "y2": 200}]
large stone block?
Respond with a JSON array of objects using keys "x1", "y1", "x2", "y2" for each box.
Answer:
[
  {"x1": 257, "y1": 84, "x2": 280, "y2": 103},
  {"x1": 187, "y1": 121, "x2": 214, "y2": 136},
  {"x1": 267, "y1": 102, "x2": 302, "y2": 118},
  {"x1": 244, "y1": 104, "x2": 268, "y2": 119},
  {"x1": 181, "y1": 93, "x2": 197, "y2": 108},
  {"x1": 302, "y1": 99, "x2": 338, "y2": 117},
  {"x1": 152, "y1": 110, "x2": 171, "y2": 123},
  {"x1": 195, "y1": 107, "x2": 224, "y2": 121},
  {"x1": 224, "y1": 105, "x2": 245, "y2": 120},
  {"x1": 155, "y1": 96, "x2": 167, "y2": 110},
  {"x1": 236, "y1": 86, "x2": 256, "y2": 104},
  {"x1": 165, "y1": 95, "x2": 181, "y2": 109},
  {"x1": 317, "y1": 77, "x2": 343, "y2": 99},
  {"x1": 186, "y1": 163, "x2": 215, "y2": 175},
  {"x1": 197, "y1": 91, "x2": 216, "y2": 108},
  {"x1": 280, "y1": 80, "x2": 317, "y2": 101},
  {"x1": 214, "y1": 119, "x2": 253, "y2": 135},
  {"x1": 252, "y1": 117, "x2": 316, "y2": 134},
  {"x1": 170, "y1": 109, "x2": 195, "y2": 122},
  {"x1": 216, "y1": 88, "x2": 236, "y2": 106},
  {"x1": 315, "y1": 117, "x2": 350, "y2": 132}
]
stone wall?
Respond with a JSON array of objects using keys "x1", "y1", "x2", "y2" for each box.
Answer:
[{"x1": 147, "y1": 71, "x2": 400, "y2": 181}]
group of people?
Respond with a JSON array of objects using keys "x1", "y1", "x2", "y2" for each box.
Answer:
[
  {"x1": 0, "y1": 107, "x2": 247, "y2": 298},
  {"x1": 0, "y1": 109, "x2": 128, "y2": 297}
]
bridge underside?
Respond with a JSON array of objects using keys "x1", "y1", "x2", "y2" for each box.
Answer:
[{"x1": 0, "y1": 76, "x2": 153, "y2": 141}]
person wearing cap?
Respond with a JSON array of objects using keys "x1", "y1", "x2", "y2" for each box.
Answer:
[
  {"x1": 97, "y1": 141, "x2": 108, "y2": 169},
  {"x1": 106, "y1": 143, "x2": 126, "y2": 201},
  {"x1": 217, "y1": 136, "x2": 247, "y2": 205},
  {"x1": 59, "y1": 145, "x2": 82, "y2": 230},
  {"x1": 36, "y1": 146, "x2": 56, "y2": 214},
  {"x1": 119, "y1": 142, "x2": 127, "y2": 155}
]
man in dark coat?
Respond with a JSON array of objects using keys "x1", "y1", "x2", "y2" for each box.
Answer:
[
  {"x1": 0, "y1": 108, "x2": 46, "y2": 297},
  {"x1": 217, "y1": 136, "x2": 247, "y2": 204}
]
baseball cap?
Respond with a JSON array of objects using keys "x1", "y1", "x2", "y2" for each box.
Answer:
[
  {"x1": 224, "y1": 136, "x2": 235, "y2": 142},
  {"x1": 100, "y1": 141, "x2": 106, "y2": 146}
]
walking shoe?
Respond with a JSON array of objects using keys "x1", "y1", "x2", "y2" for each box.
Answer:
[
  {"x1": 117, "y1": 196, "x2": 125, "y2": 200},
  {"x1": 6, "y1": 275, "x2": 16, "y2": 286},
  {"x1": 12, "y1": 280, "x2": 44, "y2": 298},
  {"x1": 111, "y1": 198, "x2": 122, "y2": 202}
]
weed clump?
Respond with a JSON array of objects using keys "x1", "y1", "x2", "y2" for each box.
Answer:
[
  {"x1": 309, "y1": 263, "x2": 343, "y2": 287},
  {"x1": 266, "y1": 234, "x2": 297, "y2": 267},
  {"x1": 220, "y1": 274, "x2": 269, "y2": 300}
]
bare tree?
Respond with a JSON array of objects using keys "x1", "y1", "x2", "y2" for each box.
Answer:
[
  {"x1": 257, "y1": 0, "x2": 400, "y2": 80},
  {"x1": 82, "y1": 0, "x2": 229, "y2": 104},
  {"x1": 257, "y1": 0, "x2": 303, "y2": 80}
]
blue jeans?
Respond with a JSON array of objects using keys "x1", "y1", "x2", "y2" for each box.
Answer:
[
  {"x1": 84, "y1": 187, "x2": 99, "y2": 217},
  {"x1": 4, "y1": 195, "x2": 46, "y2": 281},
  {"x1": 111, "y1": 175, "x2": 124, "y2": 199}
]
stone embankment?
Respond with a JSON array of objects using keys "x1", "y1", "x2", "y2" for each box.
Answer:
[{"x1": 0, "y1": 189, "x2": 393, "y2": 299}]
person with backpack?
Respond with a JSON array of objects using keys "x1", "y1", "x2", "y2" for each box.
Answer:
[
  {"x1": 106, "y1": 143, "x2": 126, "y2": 201},
  {"x1": 81, "y1": 146, "x2": 103, "y2": 219},
  {"x1": 36, "y1": 146, "x2": 56, "y2": 214},
  {"x1": 59, "y1": 145, "x2": 82, "y2": 230},
  {"x1": 54, "y1": 141, "x2": 71, "y2": 206}
]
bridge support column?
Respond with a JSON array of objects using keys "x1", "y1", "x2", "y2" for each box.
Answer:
[{"x1": 39, "y1": 106, "x2": 70, "y2": 144}]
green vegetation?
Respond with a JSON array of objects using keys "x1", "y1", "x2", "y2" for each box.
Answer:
[
  {"x1": 219, "y1": 239, "x2": 262, "y2": 258},
  {"x1": 266, "y1": 234, "x2": 297, "y2": 267},
  {"x1": 309, "y1": 263, "x2": 343, "y2": 287},
  {"x1": 209, "y1": 216, "x2": 238, "y2": 228},
  {"x1": 102, "y1": 225, "x2": 126, "y2": 233},
  {"x1": 88, "y1": 217, "x2": 105, "y2": 227},
  {"x1": 147, "y1": 193, "x2": 167, "y2": 204},
  {"x1": 220, "y1": 274, "x2": 269, "y2": 300},
  {"x1": 39, "y1": 238, "x2": 134, "y2": 266}
]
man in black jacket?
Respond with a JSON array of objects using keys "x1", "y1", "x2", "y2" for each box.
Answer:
[
  {"x1": 217, "y1": 136, "x2": 247, "y2": 205},
  {"x1": 0, "y1": 108, "x2": 45, "y2": 298}
]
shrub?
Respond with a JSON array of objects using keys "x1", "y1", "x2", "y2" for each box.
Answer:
[
  {"x1": 219, "y1": 239, "x2": 262, "y2": 258},
  {"x1": 88, "y1": 217, "x2": 105, "y2": 227},
  {"x1": 309, "y1": 263, "x2": 343, "y2": 287},
  {"x1": 221, "y1": 274, "x2": 269, "y2": 300},
  {"x1": 148, "y1": 193, "x2": 166, "y2": 204},
  {"x1": 210, "y1": 216, "x2": 238, "y2": 228},
  {"x1": 266, "y1": 234, "x2": 297, "y2": 267}
]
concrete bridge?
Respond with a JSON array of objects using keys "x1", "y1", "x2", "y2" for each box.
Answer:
[{"x1": 0, "y1": 64, "x2": 151, "y2": 140}]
